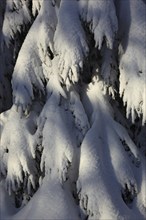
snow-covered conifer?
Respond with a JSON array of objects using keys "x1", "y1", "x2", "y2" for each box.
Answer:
[{"x1": 0, "y1": 0, "x2": 146, "y2": 219}]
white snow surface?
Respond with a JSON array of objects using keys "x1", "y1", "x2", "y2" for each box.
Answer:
[{"x1": 0, "y1": 178, "x2": 80, "y2": 220}]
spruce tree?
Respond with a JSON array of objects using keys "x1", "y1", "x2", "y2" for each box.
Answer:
[{"x1": 0, "y1": 0, "x2": 146, "y2": 219}]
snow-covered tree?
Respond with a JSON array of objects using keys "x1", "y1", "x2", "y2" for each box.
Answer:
[
  {"x1": 0, "y1": 0, "x2": 146, "y2": 219},
  {"x1": 0, "y1": 0, "x2": 33, "y2": 112}
]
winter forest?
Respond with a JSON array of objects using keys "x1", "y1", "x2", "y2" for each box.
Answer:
[{"x1": 0, "y1": 0, "x2": 146, "y2": 219}]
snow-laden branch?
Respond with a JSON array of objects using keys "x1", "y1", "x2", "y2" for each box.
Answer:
[
  {"x1": 12, "y1": 0, "x2": 57, "y2": 112},
  {"x1": 0, "y1": 106, "x2": 38, "y2": 195},
  {"x1": 118, "y1": 0, "x2": 146, "y2": 124},
  {"x1": 2, "y1": 0, "x2": 31, "y2": 46},
  {"x1": 78, "y1": 79, "x2": 140, "y2": 219},
  {"x1": 79, "y1": 0, "x2": 118, "y2": 49},
  {"x1": 54, "y1": 0, "x2": 89, "y2": 84}
]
